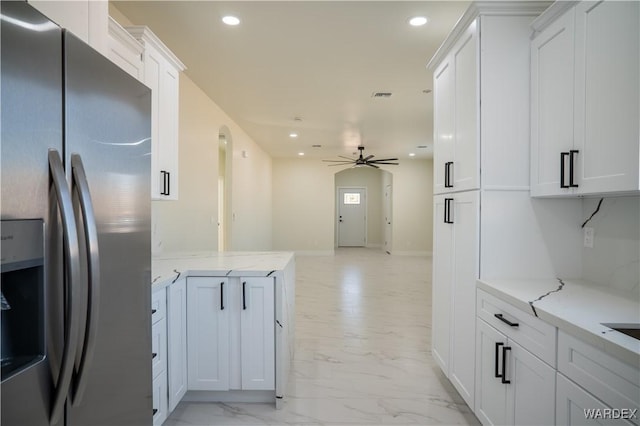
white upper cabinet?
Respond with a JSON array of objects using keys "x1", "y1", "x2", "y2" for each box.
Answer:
[
  {"x1": 107, "y1": 17, "x2": 144, "y2": 81},
  {"x1": 29, "y1": 0, "x2": 108, "y2": 55},
  {"x1": 432, "y1": 21, "x2": 479, "y2": 195},
  {"x1": 531, "y1": 1, "x2": 640, "y2": 197},
  {"x1": 126, "y1": 26, "x2": 185, "y2": 201}
]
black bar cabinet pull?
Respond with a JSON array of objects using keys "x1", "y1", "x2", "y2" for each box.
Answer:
[
  {"x1": 152, "y1": 309, "x2": 157, "y2": 314},
  {"x1": 153, "y1": 409, "x2": 158, "y2": 416},
  {"x1": 494, "y1": 313, "x2": 519, "y2": 328},
  {"x1": 444, "y1": 198, "x2": 454, "y2": 224},
  {"x1": 242, "y1": 281, "x2": 247, "y2": 310},
  {"x1": 152, "y1": 352, "x2": 157, "y2": 359},
  {"x1": 569, "y1": 150, "x2": 579, "y2": 188},
  {"x1": 160, "y1": 171, "x2": 168, "y2": 195},
  {"x1": 220, "y1": 282, "x2": 225, "y2": 310},
  {"x1": 495, "y1": 342, "x2": 503, "y2": 378},
  {"x1": 166, "y1": 171, "x2": 171, "y2": 195},
  {"x1": 501, "y1": 346, "x2": 511, "y2": 384},
  {"x1": 560, "y1": 152, "x2": 569, "y2": 188},
  {"x1": 444, "y1": 161, "x2": 453, "y2": 188}
]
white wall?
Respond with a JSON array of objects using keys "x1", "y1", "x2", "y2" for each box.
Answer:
[
  {"x1": 272, "y1": 158, "x2": 433, "y2": 255},
  {"x1": 112, "y1": 5, "x2": 273, "y2": 253},
  {"x1": 152, "y1": 75, "x2": 272, "y2": 253},
  {"x1": 390, "y1": 159, "x2": 433, "y2": 255},
  {"x1": 581, "y1": 196, "x2": 639, "y2": 294}
]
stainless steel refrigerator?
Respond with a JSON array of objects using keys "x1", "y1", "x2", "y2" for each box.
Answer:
[{"x1": 1, "y1": 2, "x2": 153, "y2": 424}]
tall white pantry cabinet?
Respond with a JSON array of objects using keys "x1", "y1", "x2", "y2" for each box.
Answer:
[{"x1": 428, "y1": 2, "x2": 580, "y2": 412}]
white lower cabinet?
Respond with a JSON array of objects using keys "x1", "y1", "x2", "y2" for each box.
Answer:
[
  {"x1": 167, "y1": 277, "x2": 188, "y2": 411},
  {"x1": 151, "y1": 288, "x2": 168, "y2": 426},
  {"x1": 556, "y1": 373, "x2": 636, "y2": 426},
  {"x1": 476, "y1": 319, "x2": 556, "y2": 426},
  {"x1": 187, "y1": 277, "x2": 275, "y2": 392}
]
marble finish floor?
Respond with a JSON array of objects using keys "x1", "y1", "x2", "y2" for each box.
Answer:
[{"x1": 166, "y1": 248, "x2": 480, "y2": 425}]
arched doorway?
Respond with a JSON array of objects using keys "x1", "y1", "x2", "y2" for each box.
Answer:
[{"x1": 334, "y1": 167, "x2": 393, "y2": 251}]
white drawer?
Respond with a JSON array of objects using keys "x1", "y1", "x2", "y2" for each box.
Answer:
[
  {"x1": 558, "y1": 330, "x2": 639, "y2": 424},
  {"x1": 152, "y1": 371, "x2": 168, "y2": 426},
  {"x1": 151, "y1": 317, "x2": 167, "y2": 379},
  {"x1": 151, "y1": 288, "x2": 166, "y2": 324},
  {"x1": 477, "y1": 289, "x2": 557, "y2": 366}
]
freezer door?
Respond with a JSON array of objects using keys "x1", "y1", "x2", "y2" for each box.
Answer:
[
  {"x1": 63, "y1": 32, "x2": 153, "y2": 425},
  {"x1": 1, "y1": 3, "x2": 64, "y2": 426}
]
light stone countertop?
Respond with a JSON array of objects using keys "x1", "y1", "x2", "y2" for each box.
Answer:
[
  {"x1": 151, "y1": 251, "x2": 295, "y2": 290},
  {"x1": 478, "y1": 278, "x2": 640, "y2": 367}
]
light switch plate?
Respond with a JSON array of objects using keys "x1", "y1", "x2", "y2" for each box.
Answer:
[{"x1": 583, "y1": 227, "x2": 594, "y2": 248}]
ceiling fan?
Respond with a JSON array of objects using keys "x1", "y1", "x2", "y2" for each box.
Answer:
[{"x1": 322, "y1": 146, "x2": 399, "y2": 169}]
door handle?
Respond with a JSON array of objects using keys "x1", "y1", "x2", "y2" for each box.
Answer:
[
  {"x1": 444, "y1": 198, "x2": 454, "y2": 224},
  {"x1": 70, "y1": 154, "x2": 101, "y2": 406},
  {"x1": 220, "y1": 282, "x2": 225, "y2": 310},
  {"x1": 48, "y1": 150, "x2": 82, "y2": 425},
  {"x1": 560, "y1": 152, "x2": 569, "y2": 188},
  {"x1": 501, "y1": 346, "x2": 511, "y2": 384},
  {"x1": 569, "y1": 150, "x2": 579, "y2": 188},
  {"x1": 495, "y1": 342, "x2": 503, "y2": 379},
  {"x1": 242, "y1": 281, "x2": 247, "y2": 310}
]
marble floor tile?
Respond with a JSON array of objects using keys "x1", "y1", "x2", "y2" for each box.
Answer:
[{"x1": 166, "y1": 248, "x2": 480, "y2": 426}]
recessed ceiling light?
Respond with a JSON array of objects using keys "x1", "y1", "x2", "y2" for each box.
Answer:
[
  {"x1": 409, "y1": 153, "x2": 416, "y2": 157},
  {"x1": 298, "y1": 152, "x2": 305, "y2": 156},
  {"x1": 222, "y1": 16, "x2": 240, "y2": 26},
  {"x1": 409, "y1": 16, "x2": 428, "y2": 27},
  {"x1": 289, "y1": 132, "x2": 298, "y2": 138}
]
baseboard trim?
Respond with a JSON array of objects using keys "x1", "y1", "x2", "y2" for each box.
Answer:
[
  {"x1": 391, "y1": 250, "x2": 432, "y2": 256},
  {"x1": 294, "y1": 250, "x2": 335, "y2": 256}
]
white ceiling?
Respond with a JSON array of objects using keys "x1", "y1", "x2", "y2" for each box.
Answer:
[{"x1": 113, "y1": 1, "x2": 470, "y2": 161}]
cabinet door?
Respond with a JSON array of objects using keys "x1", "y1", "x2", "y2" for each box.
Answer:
[
  {"x1": 107, "y1": 18, "x2": 144, "y2": 81},
  {"x1": 240, "y1": 278, "x2": 275, "y2": 390},
  {"x1": 475, "y1": 319, "x2": 508, "y2": 426},
  {"x1": 433, "y1": 57, "x2": 455, "y2": 195},
  {"x1": 151, "y1": 317, "x2": 167, "y2": 379},
  {"x1": 152, "y1": 372, "x2": 168, "y2": 426},
  {"x1": 531, "y1": 8, "x2": 576, "y2": 197},
  {"x1": 452, "y1": 20, "x2": 480, "y2": 192},
  {"x1": 187, "y1": 277, "x2": 229, "y2": 391},
  {"x1": 431, "y1": 195, "x2": 453, "y2": 373},
  {"x1": 449, "y1": 190, "x2": 479, "y2": 409},
  {"x1": 167, "y1": 278, "x2": 187, "y2": 411},
  {"x1": 556, "y1": 373, "x2": 634, "y2": 426},
  {"x1": 158, "y1": 64, "x2": 180, "y2": 200},
  {"x1": 573, "y1": 1, "x2": 640, "y2": 195},
  {"x1": 507, "y1": 341, "x2": 555, "y2": 426},
  {"x1": 144, "y1": 45, "x2": 164, "y2": 200}
]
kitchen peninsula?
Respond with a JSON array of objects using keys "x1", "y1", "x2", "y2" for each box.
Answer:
[{"x1": 150, "y1": 251, "x2": 295, "y2": 425}]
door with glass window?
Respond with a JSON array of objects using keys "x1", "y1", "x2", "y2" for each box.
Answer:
[{"x1": 337, "y1": 188, "x2": 366, "y2": 247}]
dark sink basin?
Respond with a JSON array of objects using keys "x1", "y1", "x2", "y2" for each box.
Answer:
[{"x1": 601, "y1": 323, "x2": 640, "y2": 341}]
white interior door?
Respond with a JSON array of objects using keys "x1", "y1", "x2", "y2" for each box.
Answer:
[
  {"x1": 338, "y1": 187, "x2": 366, "y2": 247},
  {"x1": 384, "y1": 184, "x2": 392, "y2": 253}
]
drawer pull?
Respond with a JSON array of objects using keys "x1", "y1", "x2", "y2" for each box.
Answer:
[
  {"x1": 152, "y1": 309, "x2": 157, "y2": 315},
  {"x1": 494, "y1": 313, "x2": 519, "y2": 327},
  {"x1": 153, "y1": 408, "x2": 158, "y2": 416},
  {"x1": 152, "y1": 352, "x2": 157, "y2": 359}
]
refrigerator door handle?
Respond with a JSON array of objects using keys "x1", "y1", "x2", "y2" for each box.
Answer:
[
  {"x1": 70, "y1": 153, "x2": 101, "y2": 406},
  {"x1": 48, "y1": 150, "x2": 82, "y2": 425}
]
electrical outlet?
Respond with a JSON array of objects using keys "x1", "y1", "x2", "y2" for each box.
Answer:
[{"x1": 583, "y1": 227, "x2": 594, "y2": 248}]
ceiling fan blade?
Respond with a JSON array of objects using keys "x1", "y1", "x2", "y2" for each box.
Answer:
[
  {"x1": 369, "y1": 162, "x2": 399, "y2": 165},
  {"x1": 369, "y1": 158, "x2": 398, "y2": 162},
  {"x1": 327, "y1": 163, "x2": 353, "y2": 166},
  {"x1": 338, "y1": 155, "x2": 356, "y2": 161},
  {"x1": 366, "y1": 163, "x2": 380, "y2": 169},
  {"x1": 322, "y1": 159, "x2": 354, "y2": 163},
  {"x1": 363, "y1": 154, "x2": 374, "y2": 161}
]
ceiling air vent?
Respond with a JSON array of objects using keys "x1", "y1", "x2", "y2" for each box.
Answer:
[
  {"x1": 312, "y1": 145, "x2": 322, "y2": 148},
  {"x1": 372, "y1": 92, "x2": 392, "y2": 98}
]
